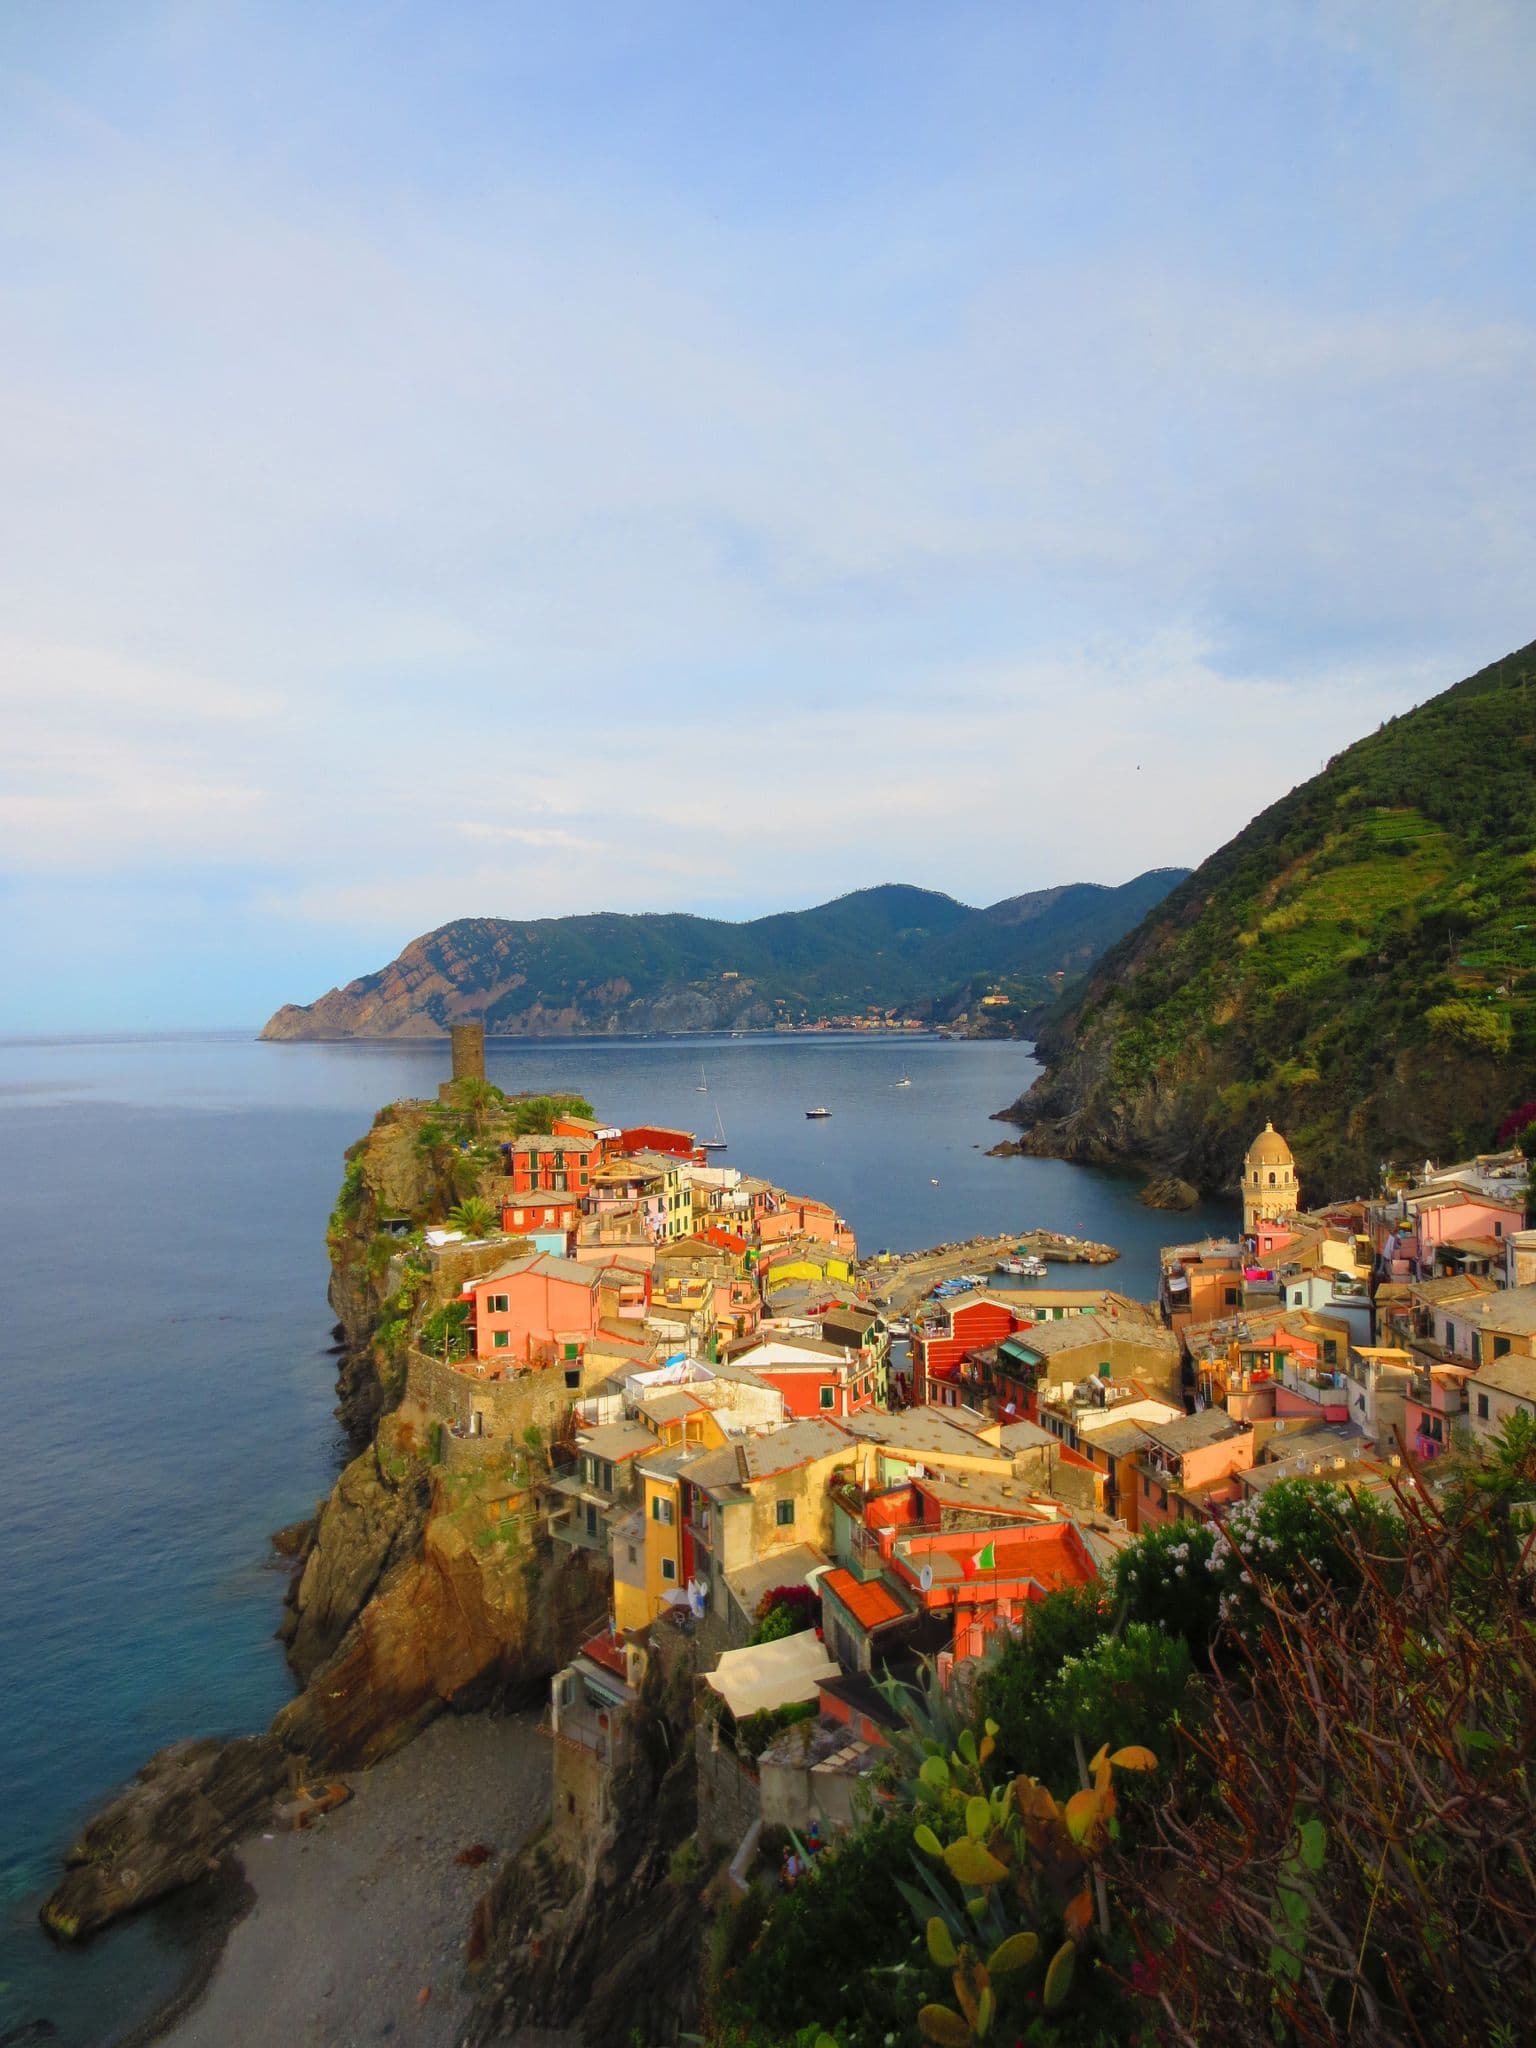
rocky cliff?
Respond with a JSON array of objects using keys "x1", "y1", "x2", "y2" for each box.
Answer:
[
  {"x1": 1002, "y1": 639, "x2": 1536, "y2": 1199},
  {"x1": 43, "y1": 1091, "x2": 600, "y2": 1943},
  {"x1": 260, "y1": 875, "x2": 1188, "y2": 1041},
  {"x1": 467, "y1": 1656, "x2": 703, "y2": 2047}
]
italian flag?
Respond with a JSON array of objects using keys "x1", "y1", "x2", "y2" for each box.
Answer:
[{"x1": 960, "y1": 1540, "x2": 996, "y2": 1579}]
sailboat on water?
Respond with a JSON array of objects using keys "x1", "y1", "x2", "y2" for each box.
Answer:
[
  {"x1": 701, "y1": 1104, "x2": 728, "y2": 1151},
  {"x1": 696, "y1": 1066, "x2": 709, "y2": 1092}
]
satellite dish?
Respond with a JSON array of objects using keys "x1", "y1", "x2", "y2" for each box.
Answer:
[{"x1": 919, "y1": 1565, "x2": 934, "y2": 1593}]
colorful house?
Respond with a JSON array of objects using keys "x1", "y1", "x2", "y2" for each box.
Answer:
[
  {"x1": 725, "y1": 1333, "x2": 879, "y2": 1418},
  {"x1": 464, "y1": 1252, "x2": 606, "y2": 1370},
  {"x1": 503, "y1": 1132, "x2": 599, "y2": 1198},
  {"x1": 1132, "y1": 1410, "x2": 1254, "y2": 1528}
]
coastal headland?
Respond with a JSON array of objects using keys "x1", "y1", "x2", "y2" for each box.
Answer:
[{"x1": 40, "y1": 1064, "x2": 1134, "y2": 2041}]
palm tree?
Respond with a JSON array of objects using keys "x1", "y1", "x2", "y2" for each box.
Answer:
[
  {"x1": 448, "y1": 1196, "x2": 497, "y2": 1238},
  {"x1": 454, "y1": 1078, "x2": 503, "y2": 1138}
]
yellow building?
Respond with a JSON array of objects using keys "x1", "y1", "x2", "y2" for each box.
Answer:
[{"x1": 1243, "y1": 1121, "x2": 1300, "y2": 1236}]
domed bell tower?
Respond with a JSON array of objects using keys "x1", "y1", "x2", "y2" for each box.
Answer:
[{"x1": 1243, "y1": 1121, "x2": 1299, "y2": 1236}]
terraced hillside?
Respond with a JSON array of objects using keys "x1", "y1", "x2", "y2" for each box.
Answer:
[{"x1": 1007, "y1": 640, "x2": 1536, "y2": 1197}]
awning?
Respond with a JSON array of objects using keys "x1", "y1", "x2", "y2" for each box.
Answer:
[{"x1": 704, "y1": 1631, "x2": 839, "y2": 1719}]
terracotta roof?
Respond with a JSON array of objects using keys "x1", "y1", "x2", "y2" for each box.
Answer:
[{"x1": 821, "y1": 1567, "x2": 908, "y2": 1632}]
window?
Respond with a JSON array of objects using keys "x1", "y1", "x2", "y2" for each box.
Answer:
[
  {"x1": 661, "y1": 1557, "x2": 676, "y2": 1581},
  {"x1": 1478, "y1": 1393, "x2": 1490, "y2": 1420},
  {"x1": 1269, "y1": 1171, "x2": 1276, "y2": 1185},
  {"x1": 487, "y1": 1293, "x2": 509, "y2": 1313},
  {"x1": 627, "y1": 1544, "x2": 638, "y2": 1565},
  {"x1": 585, "y1": 1503, "x2": 598, "y2": 1537},
  {"x1": 1445, "y1": 1321, "x2": 1456, "y2": 1346},
  {"x1": 1323, "y1": 1340, "x2": 1337, "y2": 1366},
  {"x1": 512, "y1": 1211, "x2": 525, "y2": 1227},
  {"x1": 564, "y1": 1368, "x2": 581, "y2": 1390},
  {"x1": 776, "y1": 1498, "x2": 795, "y2": 1527},
  {"x1": 1224, "y1": 1288, "x2": 1239, "y2": 1307},
  {"x1": 564, "y1": 1342, "x2": 579, "y2": 1360},
  {"x1": 651, "y1": 1496, "x2": 674, "y2": 1525},
  {"x1": 819, "y1": 1384, "x2": 836, "y2": 1410},
  {"x1": 1495, "y1": 1222, "x2": 1504, "y2": 1237},
  {"x1": 493, "y1": 1331, "x2": 510, "y2": 1350}
]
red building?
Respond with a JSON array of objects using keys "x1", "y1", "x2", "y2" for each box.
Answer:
[
  {"x1": 618, "y1": 1124, "x2": 706, "y2": 1164},
  {"x1": 726, "y1": 1334, "x2": 879, "y2": 1418},
  {"x1": 914, "y1": 1294, "x2": 1034, "y2": 1405},
  {"x1": 500, "y1": 1197, "x2": 580, "y2": 1238},
  {"x1": 503, "y1": 1132, "x2": 599, "y2": 1196}
]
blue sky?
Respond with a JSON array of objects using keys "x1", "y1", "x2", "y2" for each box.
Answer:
[{"x1": 1, "y1": 1, "x2": 1533, "y2": 1027}]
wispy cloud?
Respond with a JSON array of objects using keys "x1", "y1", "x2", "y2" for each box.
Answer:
[{"x1": 0, "y1": 0, "x2": 1532, "y2": 1024}]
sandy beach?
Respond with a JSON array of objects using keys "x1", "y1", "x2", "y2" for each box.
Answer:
[{"x1": 153, "y1": 1709, "x2": 551, "y2": 2048}]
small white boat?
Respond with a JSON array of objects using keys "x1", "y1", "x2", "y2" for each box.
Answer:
[
  {"x1": 1018, "y1": 1255, "x2": 1048, "y2": 1279},
  {"x1": 896, "y1": 1074, "x2": 912, "y2": 1087},
  {"x1": 805, "y1": 1106, "x2": 832, "y2": 1119},
  {"x1": 996, "y1": 1256, "x2": 1026, "y2": 1276}
]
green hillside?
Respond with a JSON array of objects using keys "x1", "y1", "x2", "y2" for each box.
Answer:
[
  {"x1": 1009, "y1": 640, "x2": 1536, "y2": 1196},
  {"x1": 261, "y1": 873, "x2": 1187, "y2": 1040}
]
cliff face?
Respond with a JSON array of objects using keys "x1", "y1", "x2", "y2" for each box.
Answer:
[
  {"x1": 259, "y1": 875, "x2": 1189, "y2": 1041},
  {"x1": 467, "y1": 1660, "x2": 702, "y2": 2048},
  {"x1": 43, "y1": 1097, "x2": 598, "y2": 1941},
  {"x1": 1005, "y1": 640, "x2": 1536, "y2": 1199}
]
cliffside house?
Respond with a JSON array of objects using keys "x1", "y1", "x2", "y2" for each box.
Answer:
[
  {"x1": 502, "y1": 1132, "x2": 599, "y2": 1198},
  {"x1": 1159, "y1": 1240, "x2": 1247, "y2": 1335},
  {"x1": 1132, "y1": 1409, "x2": 1254, "y2": 1528},
  {"x1": 547, "y1": 1419, "x2": 654, "y2": 1556},
  {"x1": 723, "y1": 1332, "x2": 880, "y2": 1418},
  {"x1": 671, "y1": 1417, "x2": 852, "y2": 1641},
  {"x1": 1466, "y1": 1353, "x2": 1536, "y2": 1446},
  {"x1": 1399, "y1": 1153, "x2": 1529, "y2": 1279},
  {"x1": 464, "y1": 1251, "x2": 641, "y2": 1373}
]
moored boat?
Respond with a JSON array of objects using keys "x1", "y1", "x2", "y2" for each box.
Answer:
[{"x1": 805, "y1": 1106, "x2": 831, "y2": 1118}]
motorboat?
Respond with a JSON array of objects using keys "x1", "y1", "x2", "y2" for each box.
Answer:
[
  {"x1": 896, "y1": 1074, "x2": 912, "y2": 1087},
  {"x1": 805, "y1": 1106, "x2": 832, "y2": 1119},
  {"x1": 996, "y1": 1256, "x2": 1026, "y2": 1276}
]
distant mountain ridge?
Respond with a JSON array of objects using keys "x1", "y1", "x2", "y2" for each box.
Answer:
[
  {"x1": 260, "y1": 872, "x2": 1188, "y2": 1041},
  {"x1": 1006, "y1": 639, "x2": 1536, "y2": 1197}
]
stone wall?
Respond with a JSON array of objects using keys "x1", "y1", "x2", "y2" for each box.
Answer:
[
  {"x1": 694, "y1": 1719, "x2": 761, "y2": 1853},
  {"x1": 406, "y1": 1350, "x2": 572, "y2": 1445}
]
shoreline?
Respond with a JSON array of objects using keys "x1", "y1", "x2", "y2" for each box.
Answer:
[{"x1": 136, "y1": 1710, "x2": 549, "y2": 2048}]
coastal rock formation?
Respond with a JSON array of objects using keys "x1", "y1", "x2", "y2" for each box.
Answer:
[
  {"x1": 279, "y1": 1439, "x2": 432, "y2": 1681},
  {"x1": 468, "y1": 1662, "x2": 701, "y2": 2048},
  {"x1": 41, "y1": 1736, "x2": 288, "y2": 1942},
  {"x1": 1002, "y1": 640, "x2": 1536, "y2": 1198},
  {"x1": 1139, "y1": 1175, "x2": 1201, "y2": 1211},
  {"x1": 275, "y1": 1506, "x2": 602, "y2": 1769},
  {"x1": 259, "y1": 875, "x2": 1188, "y2": 1041},
  {"x1": 44, "y1": 1098, "x2": 602, "y2": 1941}
]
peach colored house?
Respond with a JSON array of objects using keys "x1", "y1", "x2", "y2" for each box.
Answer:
[
  {"x1": 1133, "y1": 1410, "x2": 1254, "y2": 1529},
  {"x1": 1159, "y1": 1240, "x2": 1247, "y2": 1337},
  {"x1": 756, "y1": 1195, "x2": 857, "y2": 1256},
  {"x1": 465, "y1": 1252, "x2": 605, "y2": 1366}
]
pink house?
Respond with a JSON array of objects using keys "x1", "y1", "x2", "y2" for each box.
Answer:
[
  {"x1": 1405, "y1": 1178, "x2": 1527, "y2": 1279},
  {"x1": 464, "y1": 1252, "x2": 604, "y2": 1367},
  {"x1": 1133, "y1": 1410, "x2": 1255, "y2": 1529}
]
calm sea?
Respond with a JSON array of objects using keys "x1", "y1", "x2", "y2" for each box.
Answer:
[{"x1": 0, "y1": 1029, "x2": 1229, "y2": 2043}]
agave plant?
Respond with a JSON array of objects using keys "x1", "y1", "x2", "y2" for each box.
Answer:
[{"x1": 880, "y1": 1694, "x2": 1155, "y2": 2045}]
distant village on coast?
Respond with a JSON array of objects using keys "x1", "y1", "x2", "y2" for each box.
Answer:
[{"x1": 389, "y1": 1022, "x2": 1536, "y2": 1867}]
